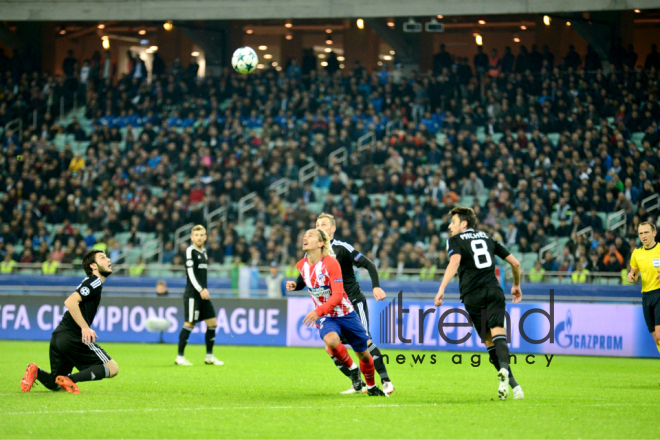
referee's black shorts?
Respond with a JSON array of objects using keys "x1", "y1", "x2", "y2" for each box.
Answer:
[
  {"x1": 463, "y1": 287, "x2": 507, "y2": 338},
  {"x1": 183, "y1": 294, "x2": 216, "y2": 323},
  {"x1": 49, "y1": 331, "x2": 112, "y2": 376},
  {"x1": 642, "y1": 289, "x2": 660, "y2": 333}
]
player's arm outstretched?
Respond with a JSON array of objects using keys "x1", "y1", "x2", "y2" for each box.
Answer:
[
  {"x1": 286, "y1": 274, "x2": 306, "y2": 292},
  {"x1": 434, "y1": 253, "x2": 461, "y2": 306},
  {"x1": 64, "y1": 291, "x2": 98, "y2": 344},
  {"x1": 350, "y1": 248, "x2": 386, "y2": 301}
]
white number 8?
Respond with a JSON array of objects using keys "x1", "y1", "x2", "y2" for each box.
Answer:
[{"x1": 471, "y1": 239, "x2": 492, "y2": 269}]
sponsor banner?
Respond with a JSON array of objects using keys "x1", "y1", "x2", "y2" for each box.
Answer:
[
  {"x1": 367, "y1": 298, "x2": 659, "y2": 358},
  {"x1": 1, "y1": 294, "x2": 657, "y2": 358},
  {"x1": 285, "y1": 297, "x2": 325, "y2": 348},
  {"x1": 0, "y1": 295, "x2": 287, "y2": 346}
]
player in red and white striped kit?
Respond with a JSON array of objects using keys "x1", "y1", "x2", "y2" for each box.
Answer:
[{"x1": 287, "y1": 229, "x2": 387, "y2": 396}]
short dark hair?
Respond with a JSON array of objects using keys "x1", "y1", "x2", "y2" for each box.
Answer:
[
  {"x1": 639, "y1": 221, "x2": 657, "y2": 232},
  {"x1": 449, "y1": 206, "x2": 477, "y2": 229},
  {"x1": 82, "y1": 250, "x2": 103, "y2": 276}
]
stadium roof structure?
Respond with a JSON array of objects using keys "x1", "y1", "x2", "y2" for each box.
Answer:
[{"x1": 1, "y1": 0, "x2": 659, "y2": 20}]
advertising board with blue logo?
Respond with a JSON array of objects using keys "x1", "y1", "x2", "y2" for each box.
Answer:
[
  {"x1": 367, "y1": 294, "x2": 658, "y2": 358},
  {"x1": 285, "y1": 297, "x2": 326, "y2": 348},
  {"x1": 0, "y1": 295, "x2": 287, "y2": 346},
  {"x1": 0, "y1": 291, "x2": 657, "y2": 358}
]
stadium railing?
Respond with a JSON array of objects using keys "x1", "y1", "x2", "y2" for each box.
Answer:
[
  {"x1": 5, "y1": 117, "x2": 23, "y2": 143},
  {"x1": 2, "y1": 262, "x2": 632, "y2": 285},
  {"x1": 238, "y1": 192, "x2": 259, "y2": 224},
  {"x1": 357, "y1": 131, "x2": 376, "y2": 153},
  {"x1": 642, "y1": 193, "x2": 660, "y2": 213}
]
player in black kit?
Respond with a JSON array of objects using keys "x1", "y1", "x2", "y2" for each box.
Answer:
[
  {"x1": 20, "y1": 250, "x2": 118, "y2": 394},
  {"x1": 288, "y1": 213, "x2": 394, "y2": 395},
  {"x1": 434, "y1": 206, "x2": 524, "y2": 400},
  {"x1": 175, "y1": 225, "x2": 224, "y2": 366}
]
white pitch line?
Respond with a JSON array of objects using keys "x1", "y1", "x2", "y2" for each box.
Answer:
[{"x1": 0, "y1": 401, "x2": 651, "y2": 416}]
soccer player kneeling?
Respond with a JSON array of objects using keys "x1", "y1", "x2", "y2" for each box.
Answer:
[
  {"x1": 20, "y1": 250, "x2": 118, "y2": 394},
  {"x1": 288, "y1": 229, "x2": 387, "y2": 396}
]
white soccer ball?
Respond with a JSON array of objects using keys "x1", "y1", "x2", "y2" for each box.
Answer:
[
  {"x1": 145, "y1": 317, "x2": 172, "y2": 332},
  {"x1": 232, "y1": 46, "x2": 258, "y2": 74}
]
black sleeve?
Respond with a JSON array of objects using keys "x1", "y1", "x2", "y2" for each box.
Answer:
[
  {"x1": 75, "y1": 278, "x2": 101, "y2": 303},
  {"x1": 493, "y1": 239, "x2": 511, "y2": 260},
  {"x1": 295, "y1": 274, "x2": 305, "y2": 291},
  {"x1": 446, "y1": 236, "x2": 462, "y2": 259},
  {"x1": 351, "y1": 249, "x2": 381, "y2": 289}
]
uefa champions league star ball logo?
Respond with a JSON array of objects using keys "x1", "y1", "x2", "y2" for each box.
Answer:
[{"x1": 80, "y1": 287, "x2": 90, "y2": 296}]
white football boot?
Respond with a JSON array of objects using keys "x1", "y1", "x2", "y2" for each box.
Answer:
[
  {"x1": 497, "y1": 368, "x2": 510, "y2": 400},
  {"x1": 204, "y1": 355, "x2": 224, "y2": 366},
  {"x1": 175, "y1": 356, "x2": 193, "y2": 366},
  {"x1": 512, "y1": 385, "x2": 524, "y2": 400}
]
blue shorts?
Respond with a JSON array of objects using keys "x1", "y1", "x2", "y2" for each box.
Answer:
[{"x1": 317, "y1": 311, "x2": 370, "y2": 353}]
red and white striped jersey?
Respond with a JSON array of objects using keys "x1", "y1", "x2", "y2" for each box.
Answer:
[{"x1": 296, "y1": 255, "x2": 354, "y2": 317}]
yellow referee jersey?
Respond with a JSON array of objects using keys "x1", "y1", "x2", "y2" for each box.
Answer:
[{"x1": 629, "y1": 243, "x2": 660, "y2": 293}]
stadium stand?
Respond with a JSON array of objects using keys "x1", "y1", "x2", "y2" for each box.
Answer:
[{"x1": 1, "y1": 44, "x2": 659, "y2": 284}]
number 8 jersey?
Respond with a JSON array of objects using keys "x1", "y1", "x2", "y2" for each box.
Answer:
[{"x1": 446, "y1": 228, "x2": 511, "y2": 299}]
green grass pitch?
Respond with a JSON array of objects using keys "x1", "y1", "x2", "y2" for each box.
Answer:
[{"x1": 0, "y1": 340, "x2": 657, "y2": 439}]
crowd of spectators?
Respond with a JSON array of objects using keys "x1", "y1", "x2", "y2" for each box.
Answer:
[{"x1": 1, "y1": 41, "x2": 659, "y2": 283}]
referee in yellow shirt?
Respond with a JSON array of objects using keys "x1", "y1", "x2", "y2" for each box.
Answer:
[{"x1": 627, "y1": 221, "x2": 660, "y2": 355}]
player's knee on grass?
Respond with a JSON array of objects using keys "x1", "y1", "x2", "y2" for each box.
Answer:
[
  {"x1": 106, "y1": 360, "x2": 119, "y2": 378},
  {"x1": 205, "y1": 317, "x2": 217, "y2": 327},
  {"x1": 323, "y1": 332, "x2": 341, "y2": 349},
  {"x1": 184, "y1": 322, "x2": 195, "y2": 328}
]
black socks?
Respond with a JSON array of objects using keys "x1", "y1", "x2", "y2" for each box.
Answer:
[
  {"x1": 368, "y1": 342, "x2": 391, "y2": 383},
  {"x1": 37, "y1": 368, "x2": 59, "y2": 391},
  {"x1": 69, "y1": 364, "x2": 109, "y2": 383},
  {"x1": 205, "y1": 326, "x2": 217, "y2": 355},
  {"x1": 492, "y1": 334, "x2": 510, "y2": 371},
  {"x1": 178, "y1": 325, "x2": 193, "y2": 356},
  {"x1": 488, "y1": 344, "x2": 519, "y2": 388}
]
